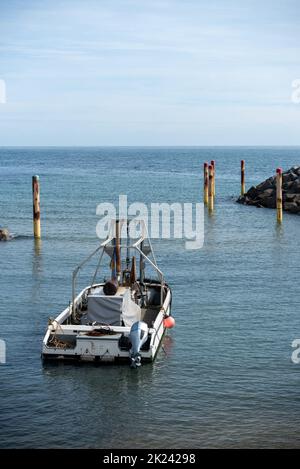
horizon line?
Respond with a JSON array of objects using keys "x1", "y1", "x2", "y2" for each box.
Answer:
[{"x1": 1, "y1": 145, "x2": 300, "y2": 149}]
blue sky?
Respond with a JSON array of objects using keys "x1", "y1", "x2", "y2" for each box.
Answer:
[{"x1": 0, "y1": 0, "x2": 299, "y2": 145}]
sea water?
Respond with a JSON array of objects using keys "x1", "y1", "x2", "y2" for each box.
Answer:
[{"x1": 0, "y1": 147, "x2": 300, "y2": 448}]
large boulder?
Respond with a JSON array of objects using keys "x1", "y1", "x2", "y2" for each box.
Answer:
[
  {"x1": 0, "y1": 228, "x2": 10, "y2": 241},
  {"x1": 284, "y1": 202, "x2": 300, "y2": 213},
  {"x1": 237, "y1": 166, "x2": 300, "y2": 214},
  {"x1": 257, "y1": 188, "x2": 275, "y2": 199},
  {"x1": 262, "y1": 195, "x2": 276, "y2": 209},
  {"x1": 256, "y1": 176, "x2": 275, "y2": 192},
  {"x1": 283, "y1": 172, "x2": 298, "y2": 183},
  {"x1": 290, "y1": 179, "x2": 300, "y2": 192}
]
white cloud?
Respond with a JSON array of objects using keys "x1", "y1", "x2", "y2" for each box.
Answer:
[{"x1": 0, "y1": 0, "x2": 299, "y2": 144}]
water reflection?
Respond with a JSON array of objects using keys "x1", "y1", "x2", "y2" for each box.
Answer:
[
  {"x1": 162, "y1": 334, "x2": 174, "y2": 357},
  {"x1": 42, "y1": 360, "x2": 156, "y2": 410},
  {"x1": 32, "y1": 239, "x2": 43, "y2": 333},
  {"x1": 274, "y1": 220, "x2": 284, "y2": 241},
  {"x1": 34, "y1": 238, "x2": 42, "y2": 257}
]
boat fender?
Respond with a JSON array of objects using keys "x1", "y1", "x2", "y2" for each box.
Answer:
[{"x1": 163, "y1": 316, "x2": 175, "y2": 329}]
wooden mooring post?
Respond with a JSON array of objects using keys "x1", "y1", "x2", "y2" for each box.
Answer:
[
  {"x1": 204, "y1": 162, "x2": 209, "y2": 205},
  {"x1": 208, "y1": 164, "x2": 214, "y2": 212},
  {"x1": 32, "y1": 175, "x2": 41, "y2": 238},
  {"x1": 241, "y1": 160, "x2": 245, "y2": 196},
  {"x1": 211, "y1": 160, "x2": 215, "y2": 197},
  {"x1": 276, "y1": 168, "x2": 283, "y2": 223}
]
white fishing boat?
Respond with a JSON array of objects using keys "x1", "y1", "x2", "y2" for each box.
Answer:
[{"x1": 42, "y1": 219, "x2": 174, "y2": 367}]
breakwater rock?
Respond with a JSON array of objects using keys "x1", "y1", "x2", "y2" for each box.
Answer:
[{"x1": 237, "y1": 166, "x2": 300, "y2": 214}]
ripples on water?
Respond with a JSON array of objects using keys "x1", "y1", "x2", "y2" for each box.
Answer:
[{"x1": 1, "y1": 147, "x2": 300, "y2": 448}]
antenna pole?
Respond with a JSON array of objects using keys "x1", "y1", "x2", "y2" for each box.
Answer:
[
  {"x1": 115, "y1": 219, "x2": 121, "y2": 282},
  {"x1": 126, "y1": 219, "x2": 130, "y2": 270},
  {"x1": 140, "y1": 241, "x2": 145, "y2": 284}
]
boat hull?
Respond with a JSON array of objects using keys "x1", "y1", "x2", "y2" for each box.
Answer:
[{"x1": 42, "y1": 286, "x2": 171, "y2": 365}]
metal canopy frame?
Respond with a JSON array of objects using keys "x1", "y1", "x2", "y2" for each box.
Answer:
[{"x1": 71, "y1": 219, "x2": 165, "y2": 320}]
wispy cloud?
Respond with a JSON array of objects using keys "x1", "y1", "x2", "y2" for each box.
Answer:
[{"x1": 0, "y1": 0, "x2": 299, "y2": 145}]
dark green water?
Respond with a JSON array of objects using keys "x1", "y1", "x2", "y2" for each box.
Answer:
[{"x1": 1, "y1": 147, "x2": 300, "y2": 448}]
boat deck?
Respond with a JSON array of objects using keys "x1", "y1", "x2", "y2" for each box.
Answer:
[{"x1": 141, "y1": 307, "x2": 160, "y2": 327}]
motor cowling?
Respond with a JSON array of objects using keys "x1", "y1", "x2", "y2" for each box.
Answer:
[{"x1": 129, "y1": 321, "x2": 149, "y2": 368}]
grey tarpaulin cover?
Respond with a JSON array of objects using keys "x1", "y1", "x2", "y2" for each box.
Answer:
[{"x1": 86, "y1": 287, "x2": 141, "y2": 326}]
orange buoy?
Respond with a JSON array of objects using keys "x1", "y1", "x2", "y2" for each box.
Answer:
[{"x1": 163, "y1": 316, "x2": 175, "y2": 329}]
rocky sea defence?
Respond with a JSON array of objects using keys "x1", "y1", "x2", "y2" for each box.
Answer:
[{"x1": 237, "y1": 166, "x2": 300, "y2": 214}]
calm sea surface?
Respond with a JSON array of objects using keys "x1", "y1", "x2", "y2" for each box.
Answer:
[{"x1": 1, "y1": 147, "x2": 300, "y2": 448}]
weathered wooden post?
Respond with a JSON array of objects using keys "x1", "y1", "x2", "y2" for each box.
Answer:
[
  {"x1": 32, "y1": 175, "x2": 41, "y2": 238},
  {"x1": 276, "y1": 168, "x2": 283, "y2": 223},
  {"x1": 211, "y1": 160, "x2": 215, "y2": 196},
  {"x1": 241, "y1": 160, "x2": 245, "y2": 196},
  {"x1": 204, "y1": 162, "x2": 209, "y2": 205},
  {"x1": 208, "y1": 164, "x2": 214, "y2": 212}
]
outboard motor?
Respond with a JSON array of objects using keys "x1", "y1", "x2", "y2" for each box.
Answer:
[{"x1": 129, "y1": 321, "x2": 149, "y2": 368}]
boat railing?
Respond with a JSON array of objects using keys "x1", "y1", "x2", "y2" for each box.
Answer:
[{"x1": 71, "y1": 220, "x2": 165, "y2": 319}]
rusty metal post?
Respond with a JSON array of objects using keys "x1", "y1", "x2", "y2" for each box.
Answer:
[
  {"x1": 241, "y1": 160, "x2": 245, "y2": 196},
  {"x1": 204, "y1": 162, "x2": 208, "y2": 205},
  {"x1": 208, "y1": 164, "x2": 214, "y2": 212},
  {"x1": 276, "y1": 168, "x2": 283, "y2": 223},
  {"x1": 32, "y1": 175, "x2": 41, "y2": 238}
]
